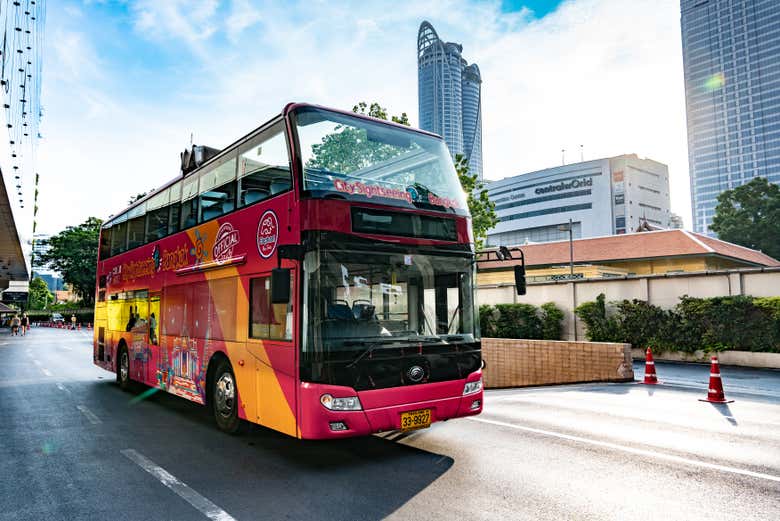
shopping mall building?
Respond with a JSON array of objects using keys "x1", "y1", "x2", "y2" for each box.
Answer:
[{"x1": 485, "y1": 154, "x2": 672, "y2": 246}]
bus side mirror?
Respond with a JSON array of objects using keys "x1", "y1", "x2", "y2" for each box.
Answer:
[
  {"x1": 514, "y1": 265, "x2": 527, "y2": 296},
  {"x1": 271, "y1": 268, "x2": 291, "y2": 304}
]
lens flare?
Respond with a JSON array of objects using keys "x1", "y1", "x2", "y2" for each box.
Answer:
[
  {"x1": 129, "y1": 386, "x2": 160, "y2": 405},
  {"x1": 704, "y1": 72, "x2": 725, "y2": 91},
  {"x1": 41, "y1": 442, "x2": 55, "y2": 455}
]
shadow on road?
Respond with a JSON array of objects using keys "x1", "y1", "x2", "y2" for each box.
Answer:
[
  {"x1": 82, "y1": 380, "x2": 454, "y2": 521},
  {"x1": 707, "y1": 402, "x2": 738, "y2": 426}
]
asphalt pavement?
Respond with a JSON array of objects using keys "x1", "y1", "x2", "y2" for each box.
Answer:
[{"x1": 1, "y1": 327, "x2": 778, "y2": 520}]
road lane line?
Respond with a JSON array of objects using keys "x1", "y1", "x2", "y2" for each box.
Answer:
[
  {"x1": 76, "y1": 405, "x2": 102, "y2": 425},
  {"x1": 56, "y1": 383, "x2": 71, "y2": 394},
  {"x1": 41, "y1": 368, "x2": 52, "y2": 377},
  {"x1": 466, "y1": 416, "x2": 780, "y2": 483},
  {"x1": 121, "y1": 449, "x2": 236, "y2": 521}
]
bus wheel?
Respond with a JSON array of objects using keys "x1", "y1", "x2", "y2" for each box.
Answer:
[
  {"x1": 212, "y1": 359, "x2": 242, "y2": 434},
  {"x1": 117, "y1": 344, "x2": 131, "y2": 392}
]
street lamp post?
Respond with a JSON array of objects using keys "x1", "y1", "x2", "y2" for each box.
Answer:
[{"x1": 558, "y1": 219, "x2": 574, "y2": 279}]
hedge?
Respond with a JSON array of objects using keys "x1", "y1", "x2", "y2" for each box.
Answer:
[
  {"x1": 575, "y1": 294, "x2": 780, "y2": 353},
  {"x1": 25, "y1": 309, "x2": 94, "y2": 325},
  {"x1": 479, "y1": 302, "x2": 564, "y2": 340}
]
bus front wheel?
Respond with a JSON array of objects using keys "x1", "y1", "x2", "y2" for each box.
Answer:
[{"x1": 212, "y1": 358, "x2": 243, "y2": 434}]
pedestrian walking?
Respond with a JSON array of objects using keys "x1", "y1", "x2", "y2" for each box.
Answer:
[
  {"x1": 20, "y1": 313, "x2": 29, "y2": 336},
  {"x1": 10, "y1": 314, "x2": 20, "y2": 336},
  {"x1": 70, "y1": 314, "x2": 77, "y2": 330}
]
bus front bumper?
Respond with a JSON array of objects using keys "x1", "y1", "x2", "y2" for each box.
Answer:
[{"x1": 298, "y1": 371, "x2": 483, "y2": 439}]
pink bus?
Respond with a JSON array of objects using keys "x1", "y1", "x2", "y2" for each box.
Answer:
[{"x1": 93, "y1": 103, "x2": 483, "y2": 438}]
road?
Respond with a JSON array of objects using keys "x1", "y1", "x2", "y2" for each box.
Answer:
[{"x1": 1, "y1": 327, "x2": 778, "y2": 520}]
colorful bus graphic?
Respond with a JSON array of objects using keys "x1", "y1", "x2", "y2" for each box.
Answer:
[{"x1": 93, "y1": 103, "x2": 483, "y2": 439}]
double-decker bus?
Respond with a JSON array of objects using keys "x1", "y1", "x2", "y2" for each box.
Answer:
[{"x1": 93, "y1": 103, "x2": 483, "y2": 439}]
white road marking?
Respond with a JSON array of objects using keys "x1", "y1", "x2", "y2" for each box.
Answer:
[
  {"x1": 467, "y1": 416, "x2": 780, "y2": 484},
  {"x1": 76, "y1": 405, "x2": 102, "y2": 425},
  {"x1": 121, "y1": 449, "x2": 236, "y2": 521},
  {"x1": 41, "y1": 368, "x2": 52, "y2": 377},
  {"x1": 56, "y1": 383, "x2": 71, "y2": 394}
]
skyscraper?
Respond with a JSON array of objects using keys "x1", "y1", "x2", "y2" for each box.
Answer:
[
  {"x1": 681, "y1": 0, "x2": 780, "y2": 234},
  {"x1": 417, "y1": 21, "x2": 483, "y2": 180}
]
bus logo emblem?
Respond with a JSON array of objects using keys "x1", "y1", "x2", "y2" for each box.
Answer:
[
  {"x1": 213, "y1": 223, "x2": 240, "y2": 262},
  {"x1": 257, "y1": 210, "x2": 279, "y2": 259},
  {"x1": 407, "y1": 365, "x2": 425, "y2": 383}
]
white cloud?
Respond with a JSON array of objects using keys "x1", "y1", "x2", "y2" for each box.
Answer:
[{"x1": 36, "y1": 0, "x2": 691, "y2": 236}]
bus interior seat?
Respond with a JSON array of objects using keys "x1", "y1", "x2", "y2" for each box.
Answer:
[
  {"x1": 242, "y1": 189, "x2": 268, "y2": 206},
  {"x1": 269, "y1": 178, "x2": 291, "y2": 195},
  {"x1": 326, "y1": 302, "x2": 353, "y2": 321},
  {"x1": 202, "y1": 206, "x2": 223, "y2": 221},
  {"x1": 352, "y1": 300, "x2": 376, "y2": 320}
]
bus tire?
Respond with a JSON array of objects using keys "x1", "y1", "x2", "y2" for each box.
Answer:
[
  {"x1": 117, "y1": 343, "x2": 132, "y2": 392},
  {"x1": 211, "y1": 358, "x2": 243, "y2": 434}
]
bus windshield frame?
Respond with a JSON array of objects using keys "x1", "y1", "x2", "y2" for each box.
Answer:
[{"x1": 293, "y1": 106, "x2": 469, "y2": 216}]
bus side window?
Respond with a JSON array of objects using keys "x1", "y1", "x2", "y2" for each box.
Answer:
[
  {"x1": 168, "y1": 203, "x2": 181, "y2": 234},
  {"x1": 100, "y1": 227, "x2": 112, "y2": 259},
  {"x1": 199, "y1": 155, "x2": 237, "y2": 222},
  {"x1": 249, "y1": 275, "x2": 293, "y2": 341},
  {"x1": 238, "y1": 123, "x2": 291, "y2": 208},
  {"x1": 180, "y1": 176, "x2": 199, "y2": 229}
]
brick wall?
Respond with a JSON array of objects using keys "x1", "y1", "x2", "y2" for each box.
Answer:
[{"x1": 482, "y1": 338, "x2": 634, "y2": 388}]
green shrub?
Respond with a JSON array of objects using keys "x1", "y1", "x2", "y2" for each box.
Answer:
[
  {"x1": 540, "y1": 302, "x2": 564, "y2": 340},
  {"x1": 479, "y1": 304, "x2": 499, "y2": 337},
  {"x1": 575, "y1": 294, "x2": 780, "y2": 353},
  {"x1": 574, "y1": 294, "x2": 620, "y2": 342},
  {"x1": 479, "y1": 303, "x2": 559, "y2": 340},
  {"x1": 495, "y1": 303, "x2": 542, "y2": 339}
]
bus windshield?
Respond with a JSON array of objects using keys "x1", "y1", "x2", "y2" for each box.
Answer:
[
  {"x1": 295, "y1": 106, "x2": 469, "y2": 215},
  {"x1": 303, "y1": 247, "x2": 478, "y2": 355}
]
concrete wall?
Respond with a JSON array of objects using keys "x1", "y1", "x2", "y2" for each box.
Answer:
[
  {"x1": 482, "y1": 338, "x2": 634, "y2": 388},
  {"x1": 477, "y1": 267, "x2": 780, "y2": 341}
]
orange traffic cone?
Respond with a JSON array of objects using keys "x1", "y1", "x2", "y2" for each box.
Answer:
[
  {"x1": 641, "y1": 347, "x2": 659, "y2": 384},
  {"x1": 699, "y1": 355, "x2": 733, "y2": 403}
]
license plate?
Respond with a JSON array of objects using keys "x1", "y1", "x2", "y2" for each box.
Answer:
[{"x1": 400, "y1": 409, "x2": 432, "y2": 431}]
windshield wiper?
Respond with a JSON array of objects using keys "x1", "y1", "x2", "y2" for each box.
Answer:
[{"x1": 343, "y1": 336, "x2": 444, "y2": 368}]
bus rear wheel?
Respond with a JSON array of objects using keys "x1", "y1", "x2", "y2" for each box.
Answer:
[
  {"x1": 212, "y1": 358, "x2": 243, "y2": 434},
  {"x1": 117, "y1": 344, "x2": 131, "y2": 392}
]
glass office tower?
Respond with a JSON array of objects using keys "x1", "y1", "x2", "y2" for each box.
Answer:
[
  {"x1": 418, "y1": 21, "x2": 484, "y2": 180},
  {"x1": 681, "y1": 0, "x2": 780, "y2": 234}
]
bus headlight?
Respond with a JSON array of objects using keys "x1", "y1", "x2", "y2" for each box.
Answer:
[
  {"x1": 320, "y1": 394, "x2": 363, "y2": 411},
  {"x1": 463, "y1": 378, "x2": 482, "y2": 396}
]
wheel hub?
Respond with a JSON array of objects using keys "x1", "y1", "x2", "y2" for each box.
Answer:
[
  {"x1": 215, "y1": 373, "x2": 235, "y2": 419},
  {"x1": 120, "y1": 351, "x2": 129, "y2": 382}
]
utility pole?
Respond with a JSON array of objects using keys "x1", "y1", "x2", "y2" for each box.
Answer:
[{"x1": 558, "y1": 218, "x2": 574, "y2": 278}]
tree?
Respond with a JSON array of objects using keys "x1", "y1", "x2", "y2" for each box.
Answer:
[
  {"x1": 27, "y1": 277, "x2": 53, "y2": 310},
  {"x1": 311, "y1": 101, "x2": 497, "y2": 248},
  {"x1": 710, "y1": 177, "x2": 780, "y2": 259},
  {"x1": 454, "y1": 153, "x2": 497, "y2": 250},
  {"x1": 38, "y1": 217, "x2": 102, "y2": 305}
]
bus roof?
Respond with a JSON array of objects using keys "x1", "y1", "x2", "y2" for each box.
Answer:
[{"x1": 103, "y1": 102, "x2": 444, "y2": 229}]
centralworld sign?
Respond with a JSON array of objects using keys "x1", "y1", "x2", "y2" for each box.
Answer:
[{"x1": 534, "y1": 177, "x2": 593, "y2": 195}]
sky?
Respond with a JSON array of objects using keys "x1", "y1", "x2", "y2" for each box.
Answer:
[{"x1": 31, "y1": 0, "x2": 689, "y2": 237}]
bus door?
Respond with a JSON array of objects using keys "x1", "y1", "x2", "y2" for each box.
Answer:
[
  {"x1": 246, "y1": 272, "x2": 297, "y2": 437},
  {"x1": 129, "y1": 294, "x2": 149, "y2": 382},
  {"x1": 147, "y1": 292, "x2": 161, "y2": 384}
]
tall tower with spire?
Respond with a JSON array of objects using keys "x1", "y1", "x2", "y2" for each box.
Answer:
[{"x1": 417, "y1": 21, "x2": 483, "y2": 180}]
